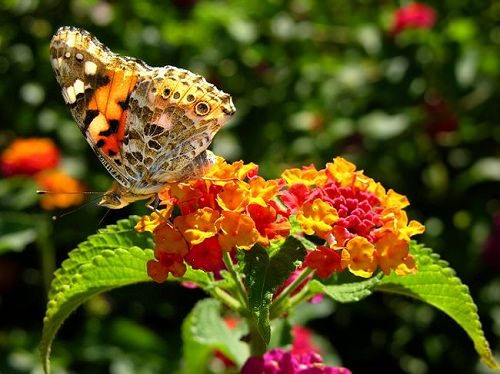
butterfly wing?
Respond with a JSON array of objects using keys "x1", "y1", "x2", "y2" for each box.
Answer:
[
  {"x1": 50, "y1": 26, "x2": 236, "y2": 204},
  {"x1": 121, "y1": 66, "x2": 236, "y2": 193},
  {"x1": 49, "y1": 26, "x2": 147, "y2": 188}
]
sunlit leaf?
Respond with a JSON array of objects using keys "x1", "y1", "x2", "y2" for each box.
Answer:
[
  {"x1": 41, "y1": 216, "x2": 154, "y2": 374},
  {"x1": 376, "y1": 243, "x2": 499, "y2": 370}
]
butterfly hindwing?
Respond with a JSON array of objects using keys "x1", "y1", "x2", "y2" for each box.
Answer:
[{"x1": 121, "y1": 66, "x2": 234, "y2": 186}]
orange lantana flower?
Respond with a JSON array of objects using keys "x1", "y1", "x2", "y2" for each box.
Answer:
[
  {"x1": 375, "y1": 232, "x2": 416, "y2": 275},
  {"x1": 216, "y1": 181, "x2": 250, "y2": 212},
  {"x1": 342, "y1": 237, "x2": 378, "y2": 278},
  {"x1": 281, "y1": 165, "x2": 327, "y2": 187},
  {"x1": 217, "y1": 211, "x2": 260, "y2": 252},
  {"x1": 153, "y1": 222, "x2": 189, "y2": 256},
  {"x1": 174, "y1": 207, "x2": 220, "y2": 245},
  {"x1": 296, "y1": 199, "x2": 339, "y2": 238}
]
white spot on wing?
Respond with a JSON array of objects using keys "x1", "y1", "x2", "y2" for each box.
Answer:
[
  {"x1": 65, "y1": 86, "x2": 76, "y2": 104},
  {"x1": 86, "y1": 44, "x2": 98, "y2": 55},
  {"x1": 61, "y1": 88, "x2": 70, "y2": 103},
  {"x1": 73, "y1": 79, "x2": 85, "y2": 96},
  {"x1": 84, "y1": 61, "x2": 97, "y2": 75},
  {"x1": 65, "y1": 33, "x2": 76, "y2": 48}
]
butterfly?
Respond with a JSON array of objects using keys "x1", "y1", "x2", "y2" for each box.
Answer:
[{"x1": 49, "y1": 26, "x2": 235, "y2": 208}]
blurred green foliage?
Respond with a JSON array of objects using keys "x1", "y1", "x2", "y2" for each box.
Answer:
[{"x1": 0, "y1": 0, "x2": 499, "y2": 372}]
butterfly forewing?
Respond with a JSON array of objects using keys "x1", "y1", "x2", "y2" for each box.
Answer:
[{"x1": 49, "y1": 26, "x2": 235, "y2": 206}]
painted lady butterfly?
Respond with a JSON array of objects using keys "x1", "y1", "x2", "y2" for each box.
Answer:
[{"x1": 50, "y1": 26, "x2": 235, "y2": 208}]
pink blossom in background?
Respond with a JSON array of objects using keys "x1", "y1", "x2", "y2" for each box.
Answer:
[{"x1": 391, "y1": 2, "x2": 437, "y2": 35}]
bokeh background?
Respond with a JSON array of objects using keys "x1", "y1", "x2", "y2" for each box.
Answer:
[{"x1": 1, "y1": 0, "x2": 499, "y2": 373}]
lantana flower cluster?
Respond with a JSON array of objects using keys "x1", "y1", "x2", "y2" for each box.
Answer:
[
  {"x1": 136, "y1": 156, "x2": 424, "y2": 283},
  {"x1": 136, "y1": 157, "x2": 291, "y2": 282},
  {"x1": 281, "y1": 158, "x2": 425, "y2": 278},
  {"x1": 0, "y1": 137, "x2": 85, "y2": 210}
]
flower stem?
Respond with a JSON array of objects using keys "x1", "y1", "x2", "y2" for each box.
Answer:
[
  {"x1": 269, "y1": 267, "x2": 314, "y2": 318},
  {"x1": 36, "y1": 216, "x2": 55, "y2": 295},
  {"x1": 223, "y1": 251, "x2": 248, "y2": 307},
  {"x1": 247, "y1": 318, "x2": 268, "y2": 357},
  {"x1": 209, "y1": 287, "x2": 244, "y2": 313}
]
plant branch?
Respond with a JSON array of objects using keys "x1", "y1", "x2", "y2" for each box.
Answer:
[{"x1": 269, "y1": 267, "x2": 314, "y2": 318}]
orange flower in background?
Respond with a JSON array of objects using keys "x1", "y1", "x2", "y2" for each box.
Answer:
[
  {"x1": 1, "y1": 138, "x2": 60, "y2": 176},
  {"x1": 35, "y1": 169, "x2": 85, "y2": 210}
]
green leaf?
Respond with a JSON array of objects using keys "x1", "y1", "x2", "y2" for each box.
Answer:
[
  {"x1": 47, "y1": 215, "x2": 154, "y2": 299},
  {"x1": 242, "y1": 245, "x2": 272, "y2": 350},
  {"x1": 181, "y1": 298, "x2": 249, "y2": 373},
  {"x1": 267, "y1": 236, "x2": 307, "y2": 291},
  {"x1": 41, "y1": 216, "x2": 155, "y2": 374},
  {"x1": 242, "y1": 236, "x2": 307, "y2": 350},
  {"x1": 376, "y1": 243, "x2": 499, "y2": 370},
  {"x1": 309, "y1": 272, "x2": 384, "y2": 303}
]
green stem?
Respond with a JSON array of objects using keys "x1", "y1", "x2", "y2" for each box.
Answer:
[
  {"x1": 209, "y1": 287, "x2": 244, "y2": 313},
  {"x1": 269, "y1": 267, "x2": 314, "y2": 318},
  {"x1": 247, "y1": 317, "x2": 268, "y2": 356},
  {"x1": 286, "y1": 284, "x2": 314, "y2": 311},
  {"x1": 223, "y1": 251, "x2": 248, "y2": 306},
  {"x1": 36, "y1": 216, "x2": 55, "y2": 296}
]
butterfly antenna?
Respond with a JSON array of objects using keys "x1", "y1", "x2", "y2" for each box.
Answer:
[
  {"x1": 37, "y1": 190, "x2": 104, "y2": 221},
  {"x1": 97, "y1": 208, "x2": 112, "y2": 228}
]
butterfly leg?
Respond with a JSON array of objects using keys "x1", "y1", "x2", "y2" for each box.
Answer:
[{"x1": 145, "y1": 195, "x2": 173, "y2": 226}]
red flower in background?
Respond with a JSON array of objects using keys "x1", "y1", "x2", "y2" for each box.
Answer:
[
  {"x1": 0, "y1": 138, "x2": 60, "y2": 176},
  {"x1": 424, "y1": 96, "x2": 458, "y2": 137},
  {"x1": 291, "y1": 325, "x2": 321, "y2": 356},
  {"x1": 391, "y1": 2, "x2": 436, "y2": 35},
  {"x1": 483, "y1": 212, "x2": 500, "y2": 272}
]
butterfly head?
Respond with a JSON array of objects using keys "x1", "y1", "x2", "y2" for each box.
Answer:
[{"x1": 99, "y1": 181, "x2": 153, "y2": 209}]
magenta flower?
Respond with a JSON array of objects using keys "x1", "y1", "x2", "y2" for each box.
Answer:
[{"x1": 241, "y1": 348, "x2": 351, "y2": 374}]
